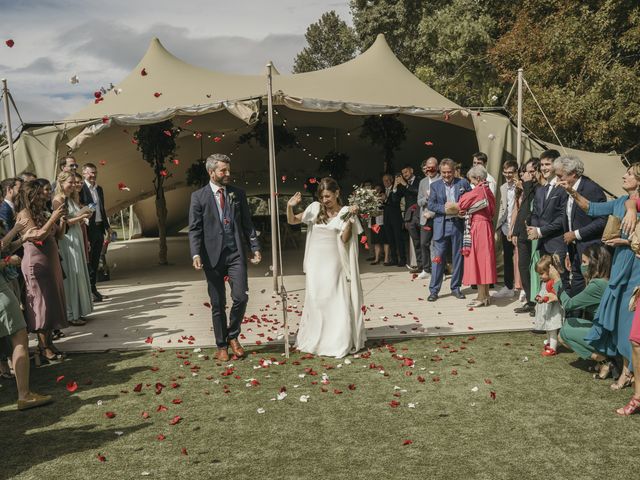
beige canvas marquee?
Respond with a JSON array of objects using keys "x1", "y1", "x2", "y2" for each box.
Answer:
[{"x1": 1, "y1": 34, "x2": 625, "y2": 233}]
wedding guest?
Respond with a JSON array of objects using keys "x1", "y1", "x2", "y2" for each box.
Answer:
[
  {"x1": 0, "y1": 178, "x2": 22, "y2": 229},
  {"x1": 80, "y1": 163, "x2": 111, "y2": 302},
  {"x1": 381, "y1": 174, "x2": 405, "y2": 267},
  {"x1": 533, "y1": 256, "x2": 564, "y2": 356},
  {"x1": 452, "y1": 165, "x2": 496, "y2": 307},
  {"x1": 472, "y1": 152, "x2": 497, "y2": 195},
  {"x1": 561, "y1": 164, "x2": 640, "y2": 390},
  {"x1": 427, "y1": 158, "x2": 471, "y2": 301},
  {"x1": 14, "y1": 180, "x2": 68, "y2": 363},
  {"x1": 494, "y1": 161, "x2": 519, "y2": 298},
  {"x1": 19, "y1": 172, "x2": 37, "y2": 182},
  {"x1": 416, "y1": 157, "x2": 440, "y2": 279},
  {"x1": 554, "y1": 155, "x2": 607, "y2": 295},
  {"x1": 53, "y1": 172, "x2": 94, "y2": 326},
  {"x1": 549, "y1": 245, "x2": 612, "y2": 376},
  {"x1": 395, "y1": 164, "x2": 423, "y2": 273},
  {"x1": 527, "y1": 149, "x2": 570, "y2": 290},
  {"x1": 287, "y1": 178, "x2": 366, "y2": 358},
  {"x1": 51, "y1": 156, "x2": 79, "y2": 192},
  {"x1": 620, "y1": 285, "x2": 640, "y2": 415},
  {"x1": 0, "y1": 246, "x2": 53, "y2": 410},
  {"x1": 512, "y1": 159, "x2": 540, "y2": 315},
  {"x1": 369, "y1": 184, "x2": 389, "y2": 265}
]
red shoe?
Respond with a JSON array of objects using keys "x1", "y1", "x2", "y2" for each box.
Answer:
[
  {"x1": 616, "y1": 396, "x2": 640, "y2": 416},
  {"x1": 541, "y1": 348, "x2": 557, "y2": 357}
]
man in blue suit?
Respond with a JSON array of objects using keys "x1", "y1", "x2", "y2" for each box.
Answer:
[
  {"x1": 554, "y1": 155, "x2": 606, "y2": 295},
  {"x1": 0, "y1": 177, "x2": 22, "y2": 229},
  {"x1": 427, "y1": 158, "x2": 471, "y2": 301},
  {"x1": 189, "y1": 154, "x2": 261, "y2": 362}
]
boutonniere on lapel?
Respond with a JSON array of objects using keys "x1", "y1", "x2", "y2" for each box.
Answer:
[
  {"x1": 458, "y1": 187, "x2": 466, "y2": 194},
  {"x1": 228, "y1": 191, "x2": 237, "y2": 205}
]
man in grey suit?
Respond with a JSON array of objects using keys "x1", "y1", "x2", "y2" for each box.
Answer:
[
  {"x1": 494, "y1": 160, "x2": 519, "y2": 298},
  {"x1": 416, "y1": 157, "x2": 439, "y2": 279},
  {"x1": 189, "y1": 154, "x2": 261, "y2": 361}
]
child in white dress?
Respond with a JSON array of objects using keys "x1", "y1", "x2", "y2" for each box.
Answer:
[{"x1": 533, "y1": 255, "x2": 564, "y2": 357}]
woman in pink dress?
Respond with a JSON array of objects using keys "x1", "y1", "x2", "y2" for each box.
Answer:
[{"x1": 452, "y1": 165, "x2": 497, "y2": 307}]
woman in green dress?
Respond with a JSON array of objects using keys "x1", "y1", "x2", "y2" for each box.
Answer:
[{"x1": 547, "y1": 244, "x2": 612, "y2": 377}]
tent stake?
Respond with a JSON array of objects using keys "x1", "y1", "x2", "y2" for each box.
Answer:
[{"x1": 1, "y1": 79, "x2": 17, "y2": 177}]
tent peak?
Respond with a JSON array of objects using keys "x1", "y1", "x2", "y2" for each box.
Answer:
[{"x1": 261, "y1": 62, "x2": 280, "y2": 76}]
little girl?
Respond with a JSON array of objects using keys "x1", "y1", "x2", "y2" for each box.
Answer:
[{"x1": 533, "y1": 255, "x2": 564, "y2": 357}]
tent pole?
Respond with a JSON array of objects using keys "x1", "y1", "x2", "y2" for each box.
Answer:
[
  {"x1": 516, "y1": 68, "x2": 523, "y2": 165},
  {"x1": 266, "y1": 63, "x2": 279, "y2": 293},
  {"x1": 1, "y1": 79, "x2": 17, "y2": 177},
  {"x1": 128, "y1": 205, "x2": 134, "y2": 240}
]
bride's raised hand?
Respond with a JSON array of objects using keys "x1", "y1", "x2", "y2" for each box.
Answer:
[{"x1": 288, "y1": 192, "x2": 302, "y2": 207}]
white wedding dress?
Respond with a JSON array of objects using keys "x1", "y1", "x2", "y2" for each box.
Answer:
[{"x1": 295, "y1": 202, "x2": 367, "y2": 358}]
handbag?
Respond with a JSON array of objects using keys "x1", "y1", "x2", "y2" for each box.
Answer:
[
  {"x1": 601, "y1": 215, "x2": 621, "y2": 241},
  {"x1": 629, "y1": 223, "x2": 640, "y2": 254}
]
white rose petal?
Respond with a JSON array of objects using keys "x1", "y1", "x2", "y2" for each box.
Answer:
[
  {"x1": 257, "y1": 408, "x2": 266, "y2": 414},
  {"x1": 471, "y1": 386, "x2": 479, "y2": 392},
  {"x1": 428, "y1": 371, "x2": 435, "y2": 375},
  {"x1": 344, "y1": 359, "x2": 352, "y2": 365},
  {"x1": 299, "y1": 395, "x2": 310, "y2": 403},
  {"x1": 114, "y1": 431, "x2": 124, "y2": 436},
  {"x1": 298, "y1": 374, "x2": 306, "y2": 378},
  {"x1": 193, "y1": 348, "x2": 202, "y2": 353},
  {"x1": 141, "y1": 472, "x2": 151, "y2": 477},
  {"x1": 408, "y1": 403, "x2": 416, "y2": 409},
  {"x1": 97, "y1": 400, "x2": 103, "y2": 406},
  {"x1": 277, "y1": 392, "x2": 287, "y2": 401}
]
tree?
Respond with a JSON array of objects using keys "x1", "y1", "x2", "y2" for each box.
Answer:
[
  {"x1": 318, "y1": 150, "x2": 349, "y2": 180},
  {"x1": 134, "y1": 120, "x2": 177, "y2": 265},
  {"x1": 293, "y1": 10, "x2": 358, "y2": 73},
  {"x1": 359, "y1": 114, "x2": 407, "y2": 173},
  {"x1": 236, "y1": 115, "x2": 297, "y2": 153},
  {"x1": 488, "y1": 0, "x2": 640, "y2": 161}
]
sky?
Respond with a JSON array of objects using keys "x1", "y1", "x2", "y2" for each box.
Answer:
[{"x1": 0, "y1": 0, "x2": 352, "y2": 125}]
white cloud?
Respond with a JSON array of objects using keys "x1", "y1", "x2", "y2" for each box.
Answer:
[{"x1": 0, "y1": 0, "x2": 352, "y2": 122}]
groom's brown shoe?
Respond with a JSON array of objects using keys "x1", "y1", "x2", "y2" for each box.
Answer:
[
  {"x1": 215, "y1": 348, "x2": 229, "y2": 362},
  {"x1": 229, "y1": 339, "x2": 245, "y2": 358}
]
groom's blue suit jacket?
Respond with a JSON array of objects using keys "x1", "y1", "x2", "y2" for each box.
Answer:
[
  {"x1": 188, "y1": 184, "x2": 260, "y2": 269},
  {"x1": 427, "y1": 177, "x2": 471, "y2": 242}
]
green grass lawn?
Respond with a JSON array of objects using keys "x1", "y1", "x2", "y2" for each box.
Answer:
[{"x1": 1, "y1": 332, "x2": 638, "y2": 480}]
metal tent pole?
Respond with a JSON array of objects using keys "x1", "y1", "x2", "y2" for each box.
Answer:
[
  {"x1": 1, "y1": 79, "x2": 17, "y2": 177},
  {"x1": 516, "y1": 68, "x2": 523, "y2": 165}
]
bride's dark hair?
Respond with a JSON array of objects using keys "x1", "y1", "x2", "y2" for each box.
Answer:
[{"x1": 316, "y1": 177, "x2": 342, "y2": 224}]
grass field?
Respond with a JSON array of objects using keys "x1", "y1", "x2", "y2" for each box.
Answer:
[{"x1": 1, "y1": 332, "x2": 638, "y2": 480}]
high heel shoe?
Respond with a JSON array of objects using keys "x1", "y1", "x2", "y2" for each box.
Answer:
[
  {"x1": 467, "y1": 298, "x2": 490, "y2": 308},
  {"x1": 38, "y1": 347, "x2": 63, "y2": 364},
  {"x1": 611, "y1": 371, "x2": 634, "y2": 391},
  {"x1": 615, "y1": 396, "x2": 640, "y2": 416}
]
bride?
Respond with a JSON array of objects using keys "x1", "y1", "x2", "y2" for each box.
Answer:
[{"x1": 287, "y1": 177, "x2": 366, "y2": 358}]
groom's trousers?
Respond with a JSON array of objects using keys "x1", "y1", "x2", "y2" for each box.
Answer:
[{"x1": 204, "y1": 248, "x2": 249, "y2": 348}]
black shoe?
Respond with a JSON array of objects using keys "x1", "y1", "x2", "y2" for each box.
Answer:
[
  {"x1": 451, "y1": 289, "x2": 466, "y2": 300},
  {"x1": 92, "y1": 290, "x2": 104, "y2": 302},
  {"x1": 529, "y1": 310, "x2": 536, "y2": 317},
  {"x1": 514, "y1": 305, "x2": 534, "y2": 314},
  {"x1": 427, "y1": 294, "x2": 438, "y2": 302},
  {"x1": 409, "y1": 267, "x2": 421, "y2": 274}
]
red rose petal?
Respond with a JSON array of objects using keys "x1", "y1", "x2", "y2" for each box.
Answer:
[
  {"x1": 172, "y1": 158, "x2": 180, "y2": 165},
  {"x1": 157, "y1": 405, "x2": 168, "y2": 412},
  {"x1": 105, "y1": 411, "x2": 116, "y2": 419},
  {"x1": 153, "y1": 92, "x2": 162, "y2": 97},
  {"x1": 56, "y1": 375, "x2": 65, "y2": 383},
  {"x1": 99, "y1": 159, "x2": 107, "y2": 166},
  {"x1": 141, "y1": 68, "x2": 148, "y2": 76},
  {"x1": 490, "y1": 391, "x2": 497, "y2": 400},
  {"x1": 157, "y1": 434, "x2": 166, "y2": 441},
  {"x1": 133, "y1": 383, "x2": 143, "y2": 393},
  {"x1": 181, "y1": 447, "x2": 188, "y2": 456},
  {"x1": 348, "y1": 384, "x2": 356, "y2": 391},
  {"x1": 213, "y1": 136, "x2": 222, "y2": 143},
  {"x1": 144, "y1": 336, "x2": 153, "y2": 344},
  {"x1": 66, "y1": 381, "x2": 78, "y2": 393},
  {"x1": 389, "y1": 400, "x2": 400, "y2": 408},
  {"x1": 163, "y1": 130, "x2": 173, "y2": 137},
  {"x1": 142, "y1": 411, "x2": 150, "y2": 419},
  {"x1": 5, "y1": 39, "x2": 15, "y2": 48},
  {"x1": 169, "y1": 415, "x2": 182, "y2": 425},
  {"x1": 97, "y1": 453, "x2": 106, "y2": 462},
  {"x1": 424, "y1": 141, "x2": 434, "y2": 146},
  {"x1": 172, "y1": 398, "x2": 182, "y2": 404},
  {"x1": 403, "y1": 439, "x2": 413, "y2": 446}
]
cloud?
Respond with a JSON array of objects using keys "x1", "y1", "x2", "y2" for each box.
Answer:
[{"x1": 11, "y1": 57, "x2": 59, "y2": 74}]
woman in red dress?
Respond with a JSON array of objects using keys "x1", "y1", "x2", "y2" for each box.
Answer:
[{"x1": 453, "y1": 165, "x2": 497, "y2": 307}]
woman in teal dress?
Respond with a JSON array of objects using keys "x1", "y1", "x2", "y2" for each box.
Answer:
[
  {"x1": 547, "y1": 244, "x2": 612, "y2": 375},
  {"x1": 560, "y1": 164, "x2": 640, "y2": 390}
]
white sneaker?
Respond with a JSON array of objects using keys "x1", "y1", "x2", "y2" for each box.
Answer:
[
  {"x1": 518, "y1": 290, "x2": 526, "y2": 303},
  {"x1": 417, "y1": 270, "x2": 430, "y2": 280},
  {"x1": 492, "y1": 286, "x2": 515, "y2": 298}
]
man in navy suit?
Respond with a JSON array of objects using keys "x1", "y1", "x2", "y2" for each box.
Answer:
[
  {"x1": 0, "y1": 177, "x2": 22, "y2": 229},
  {"x1": 189, "y1": 154, "x2": 261, "y2": 361},
  {"x1": 427, "y1": 158, "x2": 471, "y2": 301},
  {"x1": 527, "y1": 149, "x2": 570, "y2": 290},
  {"x1": 80, "y1": 162, "x2": 111, "y2": 302},
  {"x1": 554, "y1": 155, "x2": 606, "y2": 295}
]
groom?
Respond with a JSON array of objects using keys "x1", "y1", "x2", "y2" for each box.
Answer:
[{"x1": 189, "y1": 154, "x2": 261, "y2": 361}]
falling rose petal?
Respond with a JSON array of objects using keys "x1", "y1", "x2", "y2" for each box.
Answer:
[
  {"x1": 160, "y1": 169, "x2": 168, "y2": 177},
  {"x1": 5, "y1": 39, "x2": 15, "y2": 48},
  {"x1": 102, "y1": 116, "x2": 109, "y2": 124},
  {"x1": 118, "y1": 182, "x2": 130, "y2": 191},
  {"x1": 105, "y1": 411, "x2": 116, "y2": 419},
  {"x1": 213, "y1": 136, "x2": 222, "y2": 143},
  {"x1": 403, "y1": 440, "x2": 413, "y2": 446},
  {"x1": 424, "y1": 141, "x2": 434, "y2": 146},
  {"x1": 281, "y1": 175, "x2": 287, "y2": 182},
  {"x1": 154, "y1": 92, "x2": 162, "y2": 98},
  {"x1": 97, "y1": 453, "x2": 106, "y2": 462},
  {"x1": 56, "y1": 375, "x2": 65, "y2": 383},
  {"x1": 66, "y1": 381, "x2": 78, "y2": 393},
  {"x1": 184, "y1": 119, "x2": 193, "y2": 125},
  {"x1": 144, "y1": 336, "x2": 153, "y2": 344},
  {"x1": 141, "y1": 68, "x2": 148, "y2": 76},
  {"x1": 169, "y1": 415, "x2": 182, "y2": 425},
  {"x1": 172, "y1": 158, "x2": 180, "y2": 165},
  {"x1": 203, "y1": 302, "x2": 211, "y2": 308},
  {"x1": 490, "y1": 391, "x2": 497, "y2": 400},
  {"x1": 309, "y1": 178, "x2": 317, "y2": 184},
  {"x1": 433, "y1": 256, "x2": 442, "y2": 264},
  {"x1": 163, "y1": 130, "x2": 173, "y2": 137},
  {"x1": 94, "y1": 91, "x2": 102, "y2": 99},
  {"x1": 99, "y1": 159, "x2": 107, "y2": 166}
]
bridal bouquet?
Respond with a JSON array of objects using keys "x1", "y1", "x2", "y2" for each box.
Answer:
[{"x1": 341, "y1": 186, "x2": 380, "y2": 221}]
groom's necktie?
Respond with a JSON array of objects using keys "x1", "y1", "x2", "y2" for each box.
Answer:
[{"x1": 218, "y1": 188, "x2": 225, "y2": 211}]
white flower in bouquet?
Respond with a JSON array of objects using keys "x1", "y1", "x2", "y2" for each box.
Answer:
[{"x1": 341, "y1": 186, "x2": 380, "y2": 221}]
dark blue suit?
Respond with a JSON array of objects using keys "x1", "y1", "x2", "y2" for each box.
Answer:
[
  {"x1": 564, "y1": 176, "x2": 606, "y2": 295},
  {"x1": 188, "y1": 183, "x2": 260, "y2": 348},
  {"x1": 427, "y1": 177, "x2": 471, "y2": 296},
  {"x1": 530, "y1": 182, "x2": 568, "y2": 257},
  {"x1": 0, "y1": 200, "x2": 15, "y2": 230}
]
